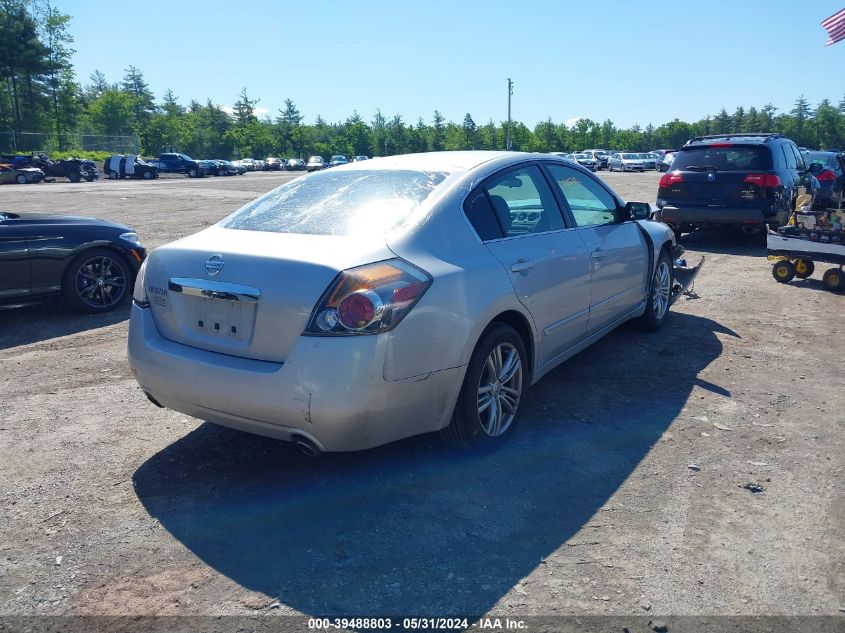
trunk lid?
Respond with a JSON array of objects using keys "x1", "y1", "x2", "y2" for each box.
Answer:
[{"x1": 145, "y1": 226, "x2": 394, "y2": 362}]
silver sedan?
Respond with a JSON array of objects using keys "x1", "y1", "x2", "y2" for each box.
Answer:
[{"x1": 128, "y1": 151, "x2": 688, "y2": 454}]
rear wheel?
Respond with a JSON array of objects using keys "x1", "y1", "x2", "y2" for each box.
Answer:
[
  {"x1": 68, "y1": 169, "x2": 81, "y2": 183},
  {"x1": 15, "y1": 174, "x2": 27, "y2": 184},
  {"x1": 142, "y1": 169, "x2": 153, "y2": 180},
  {"x1": 109, "y1": 170, "x2": 119, "y2": 179},
  {"x1": 62, "y1": 248, "x2": 131, "y2": 313},
  {"x1": 772, "y1": 260, "x2": 795, "y2": 283},
  {"x1": 187, "y1": 167, "x2": 198, "y2": 178},
  {"x1": 442, "y1": 324, "x2": 528, "y2": 450},
  {"x1": 822, "y1": 267, "x2": 844, "y2": 291},
  {"x1": 794, "y1": 259, "x2": 814, "y2": 279},
  {"x1": 633, "y1": 250, "x2": 672, "y2": 331}
]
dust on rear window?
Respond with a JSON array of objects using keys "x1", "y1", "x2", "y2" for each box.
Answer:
[
  {"x1": 673, "y1": 146, "x2": 772, "y2": 171},
  {"x1": 222, "y1": 169, "x2": 447, "y2": 236}
]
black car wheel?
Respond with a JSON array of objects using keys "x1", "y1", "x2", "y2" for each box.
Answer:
[
  {"x1": 15, "y1": 174, "x2": 27, "y2": 184},
  {"x1": 187, "y1": 168, "x2": 198, "y2": 178},
  {"x1": 68, "y1": 170, "x2": 81, "y2": 183},
  {"x1": 109, "y1": 170, "x2": 119, "y2": 179},
  {"x1": 142, "y1": 170, "x2": 153, "y2": 180},
  {"x1": 63, "y1": 248, "x2": 131, "y2": 313}
]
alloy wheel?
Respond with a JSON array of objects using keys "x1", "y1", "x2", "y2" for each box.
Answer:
[
  {"x1": 75, "y1": 255, "x2": 127, "y2": 309},
  {"x1": 477, "y1": 342, "x2": 523, "y2": 437},
  {"x1": 652, "y1": 260, "x2": 671, "y2": 320}
]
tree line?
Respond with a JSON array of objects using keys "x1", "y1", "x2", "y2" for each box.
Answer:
[{"x1": 3, "y1": 0, "x2": 845, "y2": 160}]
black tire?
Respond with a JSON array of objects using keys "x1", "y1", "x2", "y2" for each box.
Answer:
[
  {"x1": 187, "y1": 167, "x2": 198, "y2": 178},
  {"x1": 441, "y1": 323, "x2": 529, "y2": 450},
  {"x1": 142, "y1": 169, "x2": 153, "y2": 180},
  {"x1": 794, "y1": 259, "x2": 814, "y2": 279},
  {"x1": 633, "y1": 249, "x2": 673, "y2": 332},
  {"x1": 772, "y1": 260, "x2": 795, "y2": 283},
  {"x1": 15, "y1": 174, "x2": 27, "y2": 184},
  {"x1": 108, "y1": 170, "x2": 119, "y2": 179},
  {"x1": 822, "y1": 267, "x2": 844, "y2": 291},
  {"x1": 62, "y1": 248, "x2": 131, "y2": 313},
  {"x1": 68, "y1": 169, "x2": 81, "y2": 183}
]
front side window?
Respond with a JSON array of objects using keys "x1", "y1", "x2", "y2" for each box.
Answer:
[
  {"x1": 546, "y1": 164, "x2": 619, "y2": 227},
  {"x1": 223, "y1": 169, "x2": 446, "y2": 236}
]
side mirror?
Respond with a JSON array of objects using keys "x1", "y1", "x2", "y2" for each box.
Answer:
[{"x1": 626, "y1": 201, "x2": 651, "y2": 221}]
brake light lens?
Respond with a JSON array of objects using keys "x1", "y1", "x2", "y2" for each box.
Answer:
[
  {"x1": 659, "y1": 171, "x2": 684, "y2": 188},
  {"x1": 817, "y1": 169, "x2": 836, "y2": 183},
  {"x1": 132, "y1": 258, "x2": 149, "y2": 307},
  {"x1": 743, "y1": 173, "x2": 781, "y2": 188},
  {"x1": 304, "y1": 258, "x2": 432, "y2": 335}
]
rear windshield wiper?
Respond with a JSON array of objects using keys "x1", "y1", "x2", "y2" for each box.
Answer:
[{"x1": 683, "y1": 164, "x2": 718, "y2": 171}]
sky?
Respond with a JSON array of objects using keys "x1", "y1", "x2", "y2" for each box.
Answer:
[{"x1": 61, "y1": 0, "x2": 845, "y2": 129}]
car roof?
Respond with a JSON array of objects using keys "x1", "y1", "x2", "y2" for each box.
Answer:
[
  {"x1": 684, "y1": 133, "x2": 785, "y2": 146},
  {"x1": 328, "y1": 151, "x2": 527, "y2": 174}
]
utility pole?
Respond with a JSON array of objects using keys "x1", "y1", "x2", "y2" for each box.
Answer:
[{"x1": 506, "y1": 78, "x2": 513, "y2": 150}]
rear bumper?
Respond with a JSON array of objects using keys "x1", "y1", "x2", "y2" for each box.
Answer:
[
  {"x1": 127, "y1": 303, "x2": 464, "y2": 452},
  {"x1": 656, "y1": 205, "x2": 767, "y2": 227}
]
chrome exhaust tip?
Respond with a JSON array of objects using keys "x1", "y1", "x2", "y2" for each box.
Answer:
[{"x1": 291, "y1": 434, "x2": 322, "y2": 458}]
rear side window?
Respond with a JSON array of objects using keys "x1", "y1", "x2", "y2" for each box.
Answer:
[
  {"x1": 463, "y1": 190, "x2": 504, "y2": 241},
  {"x1": 484, "y1": 165, "x2": 565, "y2": 236},
  {"x1": 223, "y1": 169, "x2": 447, "y2": 236},
  {"x1": 781, "y1": 145, "x2": 797, "y2": 170},
  {"x1": 673, "y1": 146, "x2": 773, "y2": 171}
]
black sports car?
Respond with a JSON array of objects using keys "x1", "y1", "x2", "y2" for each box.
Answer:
[{"x1": 0, "y1": 211, "x2": 146, "y2": 313}]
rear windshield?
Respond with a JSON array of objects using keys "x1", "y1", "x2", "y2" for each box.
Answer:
[
  {"x1": 673, "y1": 145, "x2": 773, "y2": 171},
  {"x1": 223, "y1": 169, "x2": 447, "y2": 236}
]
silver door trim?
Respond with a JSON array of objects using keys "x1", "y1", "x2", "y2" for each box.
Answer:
[{"x1": 543, "y1": 307, "x2": 590, "y2": 336}]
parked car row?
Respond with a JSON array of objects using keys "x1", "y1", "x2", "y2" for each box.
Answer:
[{"x1": 0, "y1": 153, "x2": 100, "y2": 183}]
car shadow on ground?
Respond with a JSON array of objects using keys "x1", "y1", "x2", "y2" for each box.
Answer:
[
  {"x1": 0, "y1": 299, "x2": 129, "y2": 350},
  {"x1": 133, "y1": 313, "x2": 736, "y2": 616},
  {"x1": 678, "y1": 229, "x2": 767, "y2": 256}
]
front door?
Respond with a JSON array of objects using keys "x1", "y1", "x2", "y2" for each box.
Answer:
[{"x1": 545, "y1": 164, "x2": 649, "y2": 335}]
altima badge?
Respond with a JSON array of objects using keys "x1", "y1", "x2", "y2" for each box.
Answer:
[{"x1": 205, "y1": 254, "x2": 224, "y2": 276}]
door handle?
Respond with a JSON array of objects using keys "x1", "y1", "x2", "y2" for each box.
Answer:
[
  {"x1": 510, "y1": 259, "x2": 535, "y2": 273},
  {"x1": 591, "y1": 249, "x2": 608, "y2": 259}
]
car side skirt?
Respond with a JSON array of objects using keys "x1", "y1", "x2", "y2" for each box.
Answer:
[{"x1": 532, "y1": 301, "x2": 646, "y2": 384}]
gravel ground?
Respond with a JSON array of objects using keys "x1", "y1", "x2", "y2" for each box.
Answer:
[{"x1": 0, "y1": 169, "x2": 842, "y2": 619}]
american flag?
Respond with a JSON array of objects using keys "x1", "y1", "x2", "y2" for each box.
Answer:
[{"x1": 821, "y1": 8, "x2": 845, "y2": 45}]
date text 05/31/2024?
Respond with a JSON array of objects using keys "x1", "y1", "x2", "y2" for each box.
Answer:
[{"x1": 307, "y1": 617, "x2": 528, "y2": 630}]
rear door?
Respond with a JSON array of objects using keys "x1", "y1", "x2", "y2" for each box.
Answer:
[
  {"x1": 472, "y1": 164, "x2": 592, "y2": 365},
  {"x1": 545, "y1": 164, "x2": 648, "y2": 335}
]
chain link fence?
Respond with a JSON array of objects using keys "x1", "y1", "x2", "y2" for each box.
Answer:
[{"x1": 0, "y1": 131, "x2": 138, "y2": 155}]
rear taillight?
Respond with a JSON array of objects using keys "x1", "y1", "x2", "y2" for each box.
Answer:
[
  {"x1": 132, "y1": 258, "x2": 149, "y2": 307},
  {"x1": 304, "y1": 259, "x2": 432, "y2": 335},
  {"x1": 659, "y1": 171, "x2": 684, "y2": 188},
  {"x1": 817, "y1": 169, "x2": 836, "y2": 183},
  {"x1": 743, "y1": 173, "x2": 781, "y2": 188}
]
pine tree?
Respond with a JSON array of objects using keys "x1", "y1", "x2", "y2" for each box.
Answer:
[
  {"x1": 121, "y1": 65, "x2": 156, "y2": 126},
  {"x1": 432, "y1": 110, "x2": 445, "y2": 151},
  {"x1": 462, "y1": 113, "x2": 477, "y2": 149},
  {"x1": 232, "y1": 87, "x2": 258, "y2": 127}
]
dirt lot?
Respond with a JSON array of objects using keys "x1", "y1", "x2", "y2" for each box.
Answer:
[{"x1": 0, "y1": 169, "x2": 842, "y2": 621}]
